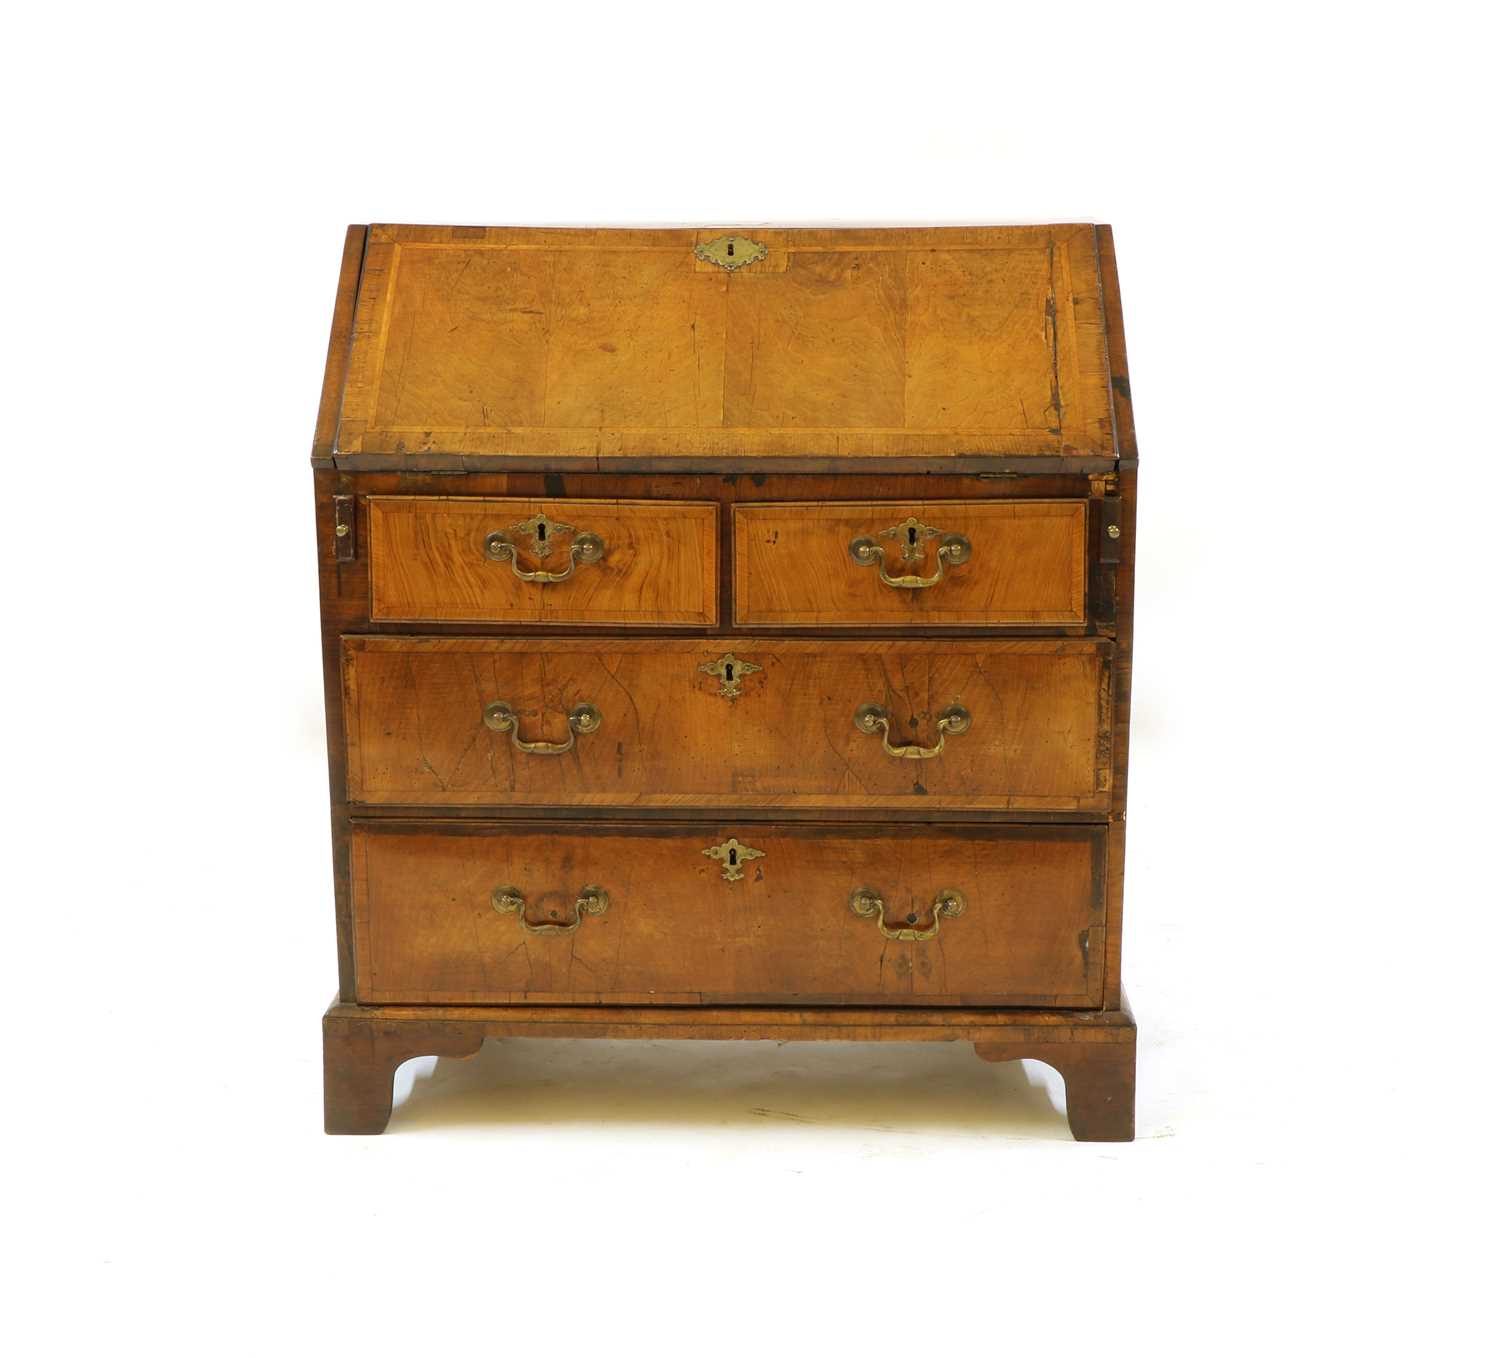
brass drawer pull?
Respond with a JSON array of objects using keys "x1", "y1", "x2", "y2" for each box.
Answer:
[
  {"x1": 849, "y1": 887, "x2": 967, "y2": 942},
  {"x1": 848, "y1": 516, "x2": 971, "y2": 590},
  {"x1": 483, "y1": 701, "x2": 601, "y2": 755},
  {"x1": 492, "y1": 885, "x2": 609, "y2": 935},
  {"x1": 854, "y1": 703, "x2": 970, "y2": 759},
  {"x1": 483, "y1": 512, "x2": 605, "y2": 584}
]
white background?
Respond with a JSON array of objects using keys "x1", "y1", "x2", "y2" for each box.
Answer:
[{"x1": 6, "y1": 2, "x2": 1494, "y2": 1352}]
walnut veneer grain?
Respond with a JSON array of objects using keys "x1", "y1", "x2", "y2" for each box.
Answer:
[
  {"x1": 341, "y1": 637, "x2": 1112, "y2": 812},
  {"x1": 350, "y1": 822, "x2": 1105, "y2": 1007}
]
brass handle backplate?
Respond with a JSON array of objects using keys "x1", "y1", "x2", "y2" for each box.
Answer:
[
  {"x1": 483, "y1": 511, "x2": 605, "y2": 584},
  {"x1": 492, "y1": 885, "x2": 609, "y2": 935},
  {"x1": 849, "y1": 516, "x2": 971, "y2": 590},
  {"x1": 483, "y1": 701, "x2": 601, "y2": 755},
  {"x1": 849, "y1": 887, "x2": 967, "y2": 942},
  {"x1": 854, "y1": 703, "x2": 970, "y2": 759}
]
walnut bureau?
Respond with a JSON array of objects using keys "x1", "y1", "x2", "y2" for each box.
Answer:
[{"x1": 312, "y1": 224, "x2": 1140, "y2": 1140}]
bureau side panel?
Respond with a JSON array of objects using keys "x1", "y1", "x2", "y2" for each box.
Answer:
[
  {"x1": 314, "y1": 469, "x2": 358, "y2": 999},
  {"x1": 1097, "y1": 225, "x2": 1137, "y2": 1006},
  {"x1": 312, "y1": 225, "x2": 367, "y2": 463}
]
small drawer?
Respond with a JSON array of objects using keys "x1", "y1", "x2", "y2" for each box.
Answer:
[
  {"x1": 351, "y1": 823, "x2": 1106, "y2": 1007},
  {"x1": 733, "y1": 500, "x2": 1087, "y2": 627},
  {"x1": 341, "y1": 636, "x2": 1112, "y2": 813},
  {"x1": 367, "y1": 496, "x2": 718, "y2": 625}
]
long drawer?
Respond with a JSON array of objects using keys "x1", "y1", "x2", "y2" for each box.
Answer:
[
  {"x1": 351, "y1": 823, "x2": 1106, "y2": 1007},
  {"x1": 341, "y1": 637, "x2": 1113, "y2": 812}
]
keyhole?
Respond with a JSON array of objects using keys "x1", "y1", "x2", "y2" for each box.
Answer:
[
  {"x1": 908, "y1": 525, "x2": 918, "y2": 546},
  {"x1": 724, "y1": 662, "x2": 735, "y2": 682},
  {"x1": 536, "y1": 522, "x2": 547, "y2": 542},
  {"x1": 728, "y1": 848, "x2": 738, "y2": 867},
  {"x1": 727, "y1": 241, "x2": 735, "y2": 257}
]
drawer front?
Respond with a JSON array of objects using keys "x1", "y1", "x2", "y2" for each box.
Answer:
[
  {"x1": 351, "y1": 823, "x2": 1106, "y2": 1007},
  {"x1": 734, "y1": 500, "x2": 1086, "y2": 627},
  {"x1": 342, "y1": 637, "x2": 1112, "y2": 811},
  {"x1": 367, "y1": 496, "x2": 718, "y2": 625}
]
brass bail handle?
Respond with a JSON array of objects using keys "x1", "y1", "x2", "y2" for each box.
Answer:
[
  {"x1": 483, "y1": 701, "x2": 601, "y2": 755},
  {"x1": 483, "y1": 511, "x2": 605, "y2": 585},
  {"x1": 492, "y1": 885, "x2": 610, "y2": 935},
  {"x1": 854, "y1": 703, "x2": 970, "y2": 759},
  {"x1": 849, "y1": 516, "x2": 971, "y2": 590},
  {"x1": 849, "y1": 887, "x2": 967, "y2": 942}
]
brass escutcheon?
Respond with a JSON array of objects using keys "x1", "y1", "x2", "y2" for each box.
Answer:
[
  {"x1": 702, "y1": 837, "x2": 765, "y2": 883},
  {"x1": 698, "y1": 652, "x2": 763, "y2": 699},
  {"x1": 694, "y1": 235, "x2": 768, "y2": 272},
  {"x1": 492, "y1": 884, "x2": 609, "y2": 935},
  {"x1": 849, "y1": 887, "x2": 967, "y2": 942}
]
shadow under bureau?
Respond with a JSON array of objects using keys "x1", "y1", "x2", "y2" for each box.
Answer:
[{"x1": 312, "y1": 223, "x2": 1140, "y2": 1140}]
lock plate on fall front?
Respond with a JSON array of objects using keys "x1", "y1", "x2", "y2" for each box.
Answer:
[{"x1": 694, "y1": 235, "x2": 768, "y2": 271}]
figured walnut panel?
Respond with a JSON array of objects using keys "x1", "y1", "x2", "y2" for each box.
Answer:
[
  {"x1": 350, "y1": 823, "x2": 1105, "y2": 1007},
  {"x1": 334, "y1": 225, "x2": 1113, "y2": 462},
  {"x1": 341, "y1": 637, "x2": 1112, "y2": 812},
  {"x1": 734, "y1": 500, "x2": 1086, "y2": 627},
  {"x1": 367, "y1": 497, "x2": 718, "y2": 625}
]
